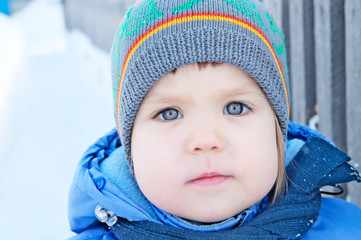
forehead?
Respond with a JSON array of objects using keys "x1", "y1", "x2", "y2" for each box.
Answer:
[{"x1": 145, "y1": 63, "x2": 264, "y2": 99}]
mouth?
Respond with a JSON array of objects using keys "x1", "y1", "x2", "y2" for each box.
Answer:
[{"x1": 187, "y1": 172, "x2": 231, "y2": 187}]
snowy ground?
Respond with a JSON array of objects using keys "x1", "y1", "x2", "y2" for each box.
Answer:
[{"x1": 0, "y1": 1, "x2": 114, "y2": 239}]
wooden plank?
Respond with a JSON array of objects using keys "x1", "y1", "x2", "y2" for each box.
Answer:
[
  {"x1": 63, "y1": 0, "x2": 88, "y2": 32},
  {"x1": 92, "y1": 0, "x2": 132, "y2": 51},
  {"x1": 62, "y1": 0, "x2": 131, "y2": 52},
  {"x1": 62, "y1": 0, "x2": 71, "y2": 30},
  {"x1": 280, "y1": 0, "x2": 291, "y2": 89},
  {"x1": 289, "y1": 0, "x2": 316, "y2": 125},
  {"x1": 62, "y1": 0, "x2": 79, "y2": 31},
  {"x1": 314, "y1": 0, "x2": 346, "y2": 151},
  {"x1": 345, "y1": 0, "x2": 361, "y2": 208}
]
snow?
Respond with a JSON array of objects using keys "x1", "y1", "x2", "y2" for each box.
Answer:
[{"x1": 0, "y1": 0, "x2": 114, "y2": 239}]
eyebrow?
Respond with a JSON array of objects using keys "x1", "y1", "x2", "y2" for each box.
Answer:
[
  {"x1": 216, "y1": 85, "x2": 265, "y2": 99},
  {"x1": 144, "y1": 87, "x2": 264, "y2": 108},
  {"x1": 142, "y1": 94, "x2": 190, "y2": 107},
  {"x1": 218, "y1": 88, "x2": 253, "y2": 96}
]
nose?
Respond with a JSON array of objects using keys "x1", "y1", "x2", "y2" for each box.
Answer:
[{"x1": 186, "y1": 122, "x2": 225, "y2": 153}]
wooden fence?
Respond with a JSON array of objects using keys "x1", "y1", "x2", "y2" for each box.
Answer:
[
  {"x1": 62, "y1": 0, "x2": 361, "y2": 207},
  {"x1": 62, "y1": 0, "x2": 134, "y2": 51},
  {"x1": 261, "y1": 0, "x2": 361, "y2": 207}
]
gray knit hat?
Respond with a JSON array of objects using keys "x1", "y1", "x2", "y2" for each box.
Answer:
[{"x1": 111, "y1": 0, "x2": 290, "y2": 169}]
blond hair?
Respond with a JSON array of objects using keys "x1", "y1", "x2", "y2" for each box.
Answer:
[{"x1": 272, "y1": 116, "x2": 286, "y2": 202}]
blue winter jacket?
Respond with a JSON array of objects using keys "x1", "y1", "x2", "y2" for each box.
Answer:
[{"x1": 68, "y1": 122, "x2": 361, "y2": 239}]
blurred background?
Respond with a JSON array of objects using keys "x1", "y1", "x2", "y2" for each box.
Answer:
[
  {"x1": 0, "y1": 0, "x2": 360, "y2": 239},
  {"x1": 0, "y1": 0, "x2": 115, "y2": 238}
]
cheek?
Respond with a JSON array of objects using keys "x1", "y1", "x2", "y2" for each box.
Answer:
[
  {"x1": 132, "y1": 144, "x2": 170, "y2": 205},
  {"x1": 132, "y1": 125, "x2": 181, "y2": 171},
  {"x1": 133, "y1": 151, "x2": 182, "y2": 212},
  {"x1": 256, "y1": 130, "x2": 278, "y2": 185},
  {"x1": 131, "y1": 124, "x2": 183, "y2": 203},
  {"x1": 231, "y1": 118, "x2": 279, "y2": 188},
  {"x1": 132, "y1": 129, "x2": 165, "y2": 182}
]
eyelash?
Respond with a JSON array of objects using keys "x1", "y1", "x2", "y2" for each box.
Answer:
[
  {"x1": 155, "y1": 108, "x2": 183, "y2": 121},
  {"x1": 223, "y1": 102, "x2": 251, "y2": 116},
  {"x1": 154, "y1": 102, "x2": 251, "y2": 121}
]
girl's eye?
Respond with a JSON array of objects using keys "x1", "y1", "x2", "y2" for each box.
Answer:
[
  {"x1": 157, "y1": 108, "x2": 183, "y2": 121},
  {"x1": 223, "y1": 102, "x2": 250, "y2": 115}
]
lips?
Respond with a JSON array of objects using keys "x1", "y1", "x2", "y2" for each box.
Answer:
[{"x1": 187, "y1": 172, "x2": 231, "y2": 187}]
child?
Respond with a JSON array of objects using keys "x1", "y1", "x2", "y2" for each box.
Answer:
[{"x1": 68, "y1": 0, "x2": 361, "y2": 239}]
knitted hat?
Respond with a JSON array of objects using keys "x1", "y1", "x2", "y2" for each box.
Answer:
[{"x1": 111, "y1": 0, "x2": 290, "y2": 169}]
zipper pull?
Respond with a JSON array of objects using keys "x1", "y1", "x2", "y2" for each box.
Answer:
[{"x1": 95, "y1": 205, "x2": 118, "y2": 228}]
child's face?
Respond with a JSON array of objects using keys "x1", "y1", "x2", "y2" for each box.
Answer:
[{"x1": 131, "y1": 63, "x2": 278, "y2": 223}]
